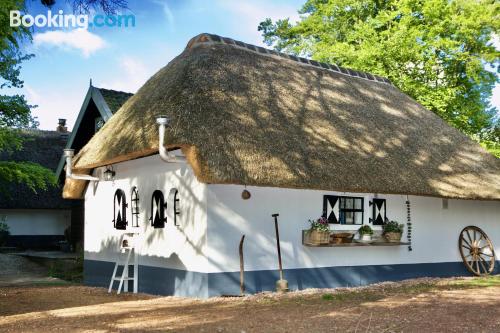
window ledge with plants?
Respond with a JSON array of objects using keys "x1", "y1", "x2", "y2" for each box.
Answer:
[{"x1": 303, "y1": 218, "x2": 409, "y2": 247}]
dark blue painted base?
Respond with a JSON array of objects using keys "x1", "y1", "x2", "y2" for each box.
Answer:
[
  {"x1": 84, "y1": 260, "x2": 207, "y2": 297},
  {"x1": 207, "y1": 261, "x2": 497, "y2": 297},
  {"x1": 84, "y1": 259, "x2": 490, "y2": 298},
  {"x1": 6, "y1": 235, "x2": 65, "y2": 249}
]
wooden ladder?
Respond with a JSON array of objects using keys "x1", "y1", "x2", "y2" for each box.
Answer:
[{"x1": 108, "y1": 240, "x2": 138, "y2": 294}]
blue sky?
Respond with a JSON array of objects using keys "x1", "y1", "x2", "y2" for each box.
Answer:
[{"x1": 11, "y1": 0, "x2": 500, "y2": 130}]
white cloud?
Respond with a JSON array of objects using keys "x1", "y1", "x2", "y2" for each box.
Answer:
[
  {"x1": 100, "y1": 56, "x2": 153, "y2": 92},
  {"x1": 216, "y1": 0, "x2": 301, "y2": 46},
  {"x1": 152, "y1": 0, "x2": 175, "y2": 31},
  {"x1": 33, "y1": 28, "x2": 106, "y2": 57}
]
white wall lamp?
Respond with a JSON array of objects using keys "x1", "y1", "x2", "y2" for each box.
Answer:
[
  {"x1": 63, "y1": 149, "x2": 99, "y2": 181},
  {"x1": 103, "y1": 165, "x2": 116, "y2": 181},
  {"x1": 156, "y1": 116, "x2": 186, "y2": 163}
]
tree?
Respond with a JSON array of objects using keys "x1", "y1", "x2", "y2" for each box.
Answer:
[
  {"x1": 39, "y1": 0, "x2": 128, "y2": 14},
  {"x1": 0, "y1": 0, "x2": 56, "y2": 192},
  {"x1": 259, "y1": 0, "x2": 500, "y2": 155},
  {"x1": 0, "y1": 0, "x2": 129, "y2": 193},
  {"x1": 479, "y1": 124, "x2": 500, "y2": 157}
]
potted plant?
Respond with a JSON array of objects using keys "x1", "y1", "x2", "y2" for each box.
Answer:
[
  {"x1": 0, "y1": 216, "x2": 10, "y2": 247},
  {"x1": 383, "y1": 220, "x2": 404, "y2": 243},
  {"x1": 307, "y1": 217, "x2": 330, "y2": 245},
  {"x1": 358, "y1": 225, "x2": 373, "y2": 241}
]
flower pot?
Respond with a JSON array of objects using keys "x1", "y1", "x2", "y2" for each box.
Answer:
[
  {"x1": 360, "y1": 234, "x2": 372, "y2": 241},
  {"x1": 384, "y1": 232, "x2": 402, "y2": 243},
  {"x1": 308, "y1": 230, "x2": 330, "y2": 245}
]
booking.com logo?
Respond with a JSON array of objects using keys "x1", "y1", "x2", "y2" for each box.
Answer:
[{"x1": 10, "y1": 10, "x2": 135, "y2": 29}]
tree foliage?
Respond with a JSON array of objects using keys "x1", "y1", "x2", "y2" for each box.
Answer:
[
  {"x1": 1, "y1": 0, "x2": 129, "y2": 193},
  {"x1": 479, "y1": 124, "x2": 500, "y2": 157},
  {"x1": 259, "y1": 0, "x2": 500, "y2": 156},
  {"x1": 39, "y1": 0, "x2": 128, "y2": 14},
  {"x1": 0, "y1": 0, "x2": 55, "y2": 192}
]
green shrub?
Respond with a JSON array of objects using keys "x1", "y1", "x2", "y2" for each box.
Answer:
[
  {"x1": 0, "y1": 216, "x2": 10, "y2": 246},
  {"x1": 358, "y1": 225, "x2": 373, "y2": 235},
  {"x1": 383, "y1": 220, "x2": 404, "y2": 234},
  {"x1": 322, "y1": 293, "x2": 334, "y2": 301},
  {"x1": 0, "y1": 216, "x2": 9, "y2": 233}
]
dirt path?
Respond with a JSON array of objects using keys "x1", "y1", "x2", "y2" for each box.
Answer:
[{"x1": 1, "y1": 277, "x2": 500, "y2": 332}]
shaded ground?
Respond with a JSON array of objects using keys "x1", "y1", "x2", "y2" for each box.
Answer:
[
  {"x1": 0, "y1": 253, "x2": 62, "y2": 286},
  {"x1": 1, "y1": 276, "x2": 500, "y2": 332},
  {"x1": 0, "y1": 252, "x2": 83, "y2": 285}
]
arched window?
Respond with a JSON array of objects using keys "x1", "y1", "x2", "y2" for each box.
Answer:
[
  {"x1": 130, "y1": 186, "x2": 140, "y2": 227},
  {"x1": 113, "y1": 189, "x2": 128, "y2": 230},
  {"x1": 168, "y1": 188, "x2": 181, "y2": 226},
  {"x1": 150, "y1": 190, "x2": 166, "y2": 228}
]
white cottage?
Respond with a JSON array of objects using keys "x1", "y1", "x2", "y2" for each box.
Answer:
[{"x1": 63, "y1": 34, "x2": 500, "y2": 298}]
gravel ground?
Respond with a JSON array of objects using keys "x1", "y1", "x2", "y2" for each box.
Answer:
[
  {"x1": 1, "y1": 276, "x2": 500, "y2": 332},
  {"x1": 0, "y1": 253, "x2": 61, "y2": 286}
]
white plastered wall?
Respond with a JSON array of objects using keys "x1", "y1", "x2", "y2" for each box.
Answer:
[
  {"x1": 206, "y1": 184, "x2": 500, "y2": 273},
  {"x1": 84, "y1": 153, "x2": 209, "y2": 273},
  {"x1": 0, "y1": 209, "x2": 71, "y2": 235}
]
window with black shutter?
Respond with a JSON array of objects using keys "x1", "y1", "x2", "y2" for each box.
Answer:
[
  {"x1": 150, "y1": 190, "x2": 166, "y2": 228},
  {"x1": 130, "y1": 186, "x2": 140, "y2": 227},
  {"x1": 323, "y1": 195, "x2": 364, "y2": 225},
  {"x1": 113, "y1": 189, "x2": 128, "y2": 230},
  {"x1": 168, "y1": 188, "x2": 181, "y2": 226},
  {"x1": 371, "y1": 198, "x2": 387, "y2": 225}
]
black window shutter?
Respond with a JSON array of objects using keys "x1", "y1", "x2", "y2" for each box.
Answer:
[
  {"x1": 150, "y1": 190, "x2": 166, "y2": 228},
  {"x1": 323, "y1": 195, "x2": 339, "y2": 223},
  {"x1": 113, "y1": 189, "x2": 128, "y2": 230},
  {"x1": 372, "y1": 198, "x2": 386, "y2": 225}
]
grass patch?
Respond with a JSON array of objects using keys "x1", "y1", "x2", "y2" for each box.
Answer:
[
  {"x1": 25, "y1": 279, "x2": 74, "y2": 287},
  {"x1": 48, "y1": 260, "x2": 82, "y2": 283},
  {"x1": 319, "y1": 276, "x2": 500, "y2": 305},
  {"x1": 48, "y1": 251, "x2": 83, "y2": 283},
  {"x1": 447, "y1": 275, "x2": 500, "y2": 288},
  {"x1": 321, "y1": 293, "x2": 334, "y2": 301}
]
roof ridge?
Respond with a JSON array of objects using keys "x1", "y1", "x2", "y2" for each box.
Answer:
[
  {"x1": 186, "y1": 33, "x2": 392, "y2": 85},
  {"x1": 95, "y1": 87, "x2": 134, "y2": 95},
  {"x1": 20, "y1": 128, "x2": 70, "y2": 136}
]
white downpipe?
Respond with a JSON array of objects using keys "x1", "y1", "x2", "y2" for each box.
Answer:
[
  {"x1": 157, "y1": 116, "x2": 186, "y2": 163},
  {"x1": 63, "y1": 149, "x2": 99, "y2": 181}
]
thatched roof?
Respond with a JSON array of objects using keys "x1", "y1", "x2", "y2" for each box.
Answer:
[
  {"x1": 1, "y1": 130, "x2": 73, "y2": 209},
  {"x1": 97, "y1": 88, "x2": 133, "y2": 114},
  {"x1": 64, "y1": 33, "x2": 500, "y2": 201}
]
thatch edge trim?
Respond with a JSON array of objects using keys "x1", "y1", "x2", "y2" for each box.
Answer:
[
  {"x1": 64, "y1": 163, "x2": 500, "y2": 201},
  {"x1": 64, "y1": 145, "x2": 203, "y2": 199},
  {"x1": 64, "y1": 141, "x2": 500, "y2": 202},
  {"x1": 62, "y1": 169, "x2": 91, "y2": 199}
]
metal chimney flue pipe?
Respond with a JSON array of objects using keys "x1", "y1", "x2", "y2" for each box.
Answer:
[
  {"x1": 63, "y1": 148, "x2": 99, "y2": 181},
  {"x1": 156, "y1": 116, "x2": 186, "y2": 163}
]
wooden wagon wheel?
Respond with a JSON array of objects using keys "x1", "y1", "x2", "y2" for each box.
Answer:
[{"x1": 458, "y1": 226, "x2": 495, "y2": 276}]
